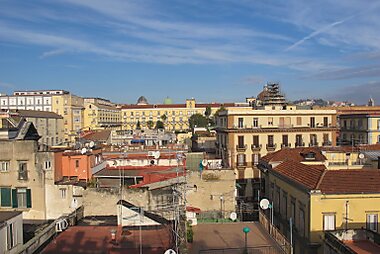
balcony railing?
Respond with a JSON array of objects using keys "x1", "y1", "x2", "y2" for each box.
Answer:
[
  {"x1": 323, "y1": 141, "x2": 332, "y2": 146},
  {"x1": 251, "y1": 144, "x2": 262, "y2": 151},
  {"x1": 281, "y1": 143, "x2": 291, "y2": 148},
  {"x1": 295, "y1": 142, "x2": 305, "y2": 147},
  {"x1": 266, "y1": 143, "x2": 276, "y2": 151},
  {"x1": 236, "y1": 162, "x2": 247, "y2": 169},
  {"x1": 309, "y1": 142, "x2": 319, "y2": 147},
  {"x1": 236, "y1": 144, "x2": 247, "y2": 152}
]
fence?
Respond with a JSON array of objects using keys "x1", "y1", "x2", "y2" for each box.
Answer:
[
  {"x1": 199, "y1": 245, "x2": 286, "y2": 254},
  {"x1": 259, "y1": 210, "x2": 291, "y2": 254},
  {"x1": 18, "y1": 206, "x2": 84, "y2": 254}
]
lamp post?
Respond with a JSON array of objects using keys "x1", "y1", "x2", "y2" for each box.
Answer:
[{"x1": 243, "y1": 226, "x2": 250, "y2": 254}]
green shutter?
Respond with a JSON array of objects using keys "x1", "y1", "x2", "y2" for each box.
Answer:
[
  {"x1": 26, "y1": 189, "x2": 32, "y2": 208},
  {"x1": 12, "y1": 189, "x2": 18, "y2": 208},
  {"x1": 0, "y1": 188, "x2": 11, "y2": 207}
]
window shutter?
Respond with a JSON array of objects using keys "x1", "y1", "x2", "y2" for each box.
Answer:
[
  {"x1": 0, "y1": 188, "x2": 12, "y2": 207},
  {"x1": 12, "y1": 189, "x2": 18, "y2": 208},
  {"x1": 26, "y1": 189, "x2": 32, "y2": 208}
]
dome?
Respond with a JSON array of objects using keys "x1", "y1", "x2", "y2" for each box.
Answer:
[
  {"x1": 137, "y1": 96, "x2": 148, "y2": 105},
  {"x1": 163, "y1": 97, "x2": 173, "y2": 105}
]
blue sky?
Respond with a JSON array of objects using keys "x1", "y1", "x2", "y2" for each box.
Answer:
[{"x1": 0, "y1": 0, "x2": 380, "y2": 105}]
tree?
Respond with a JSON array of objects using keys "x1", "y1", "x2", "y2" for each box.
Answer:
[
  {"x1": 189, "y1": 113, "x2": 208, "y2": 129},
  {"x1": 147, "y1": 120, "x2": 154, "y2": 129},
  {"x1": 213, "y1": 106, "x2": 226, "y2": 118},
  {"x1": 204, "y1": 106, "x2": 212, "y2": 118},
  {"x1": 155, "y1": 120, "x2": 165, "y2": 129},
  {"x1": 136, "y1": 120, "x2": 141, "y2": 130}
]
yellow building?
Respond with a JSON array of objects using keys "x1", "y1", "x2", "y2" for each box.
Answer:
[
  {"x1": 51, "y1": 93, "x2": 84, "y2": 142},
  {"x1": 120, "y1": 96, "x2": 235, "y2": 131},
  {"x1": 259, "y1": 147, "x2": 380, "y2": 254},
  {"x1": 83, "y1": 98, "x2": 121, "y2": 131},
  {"x1": 215, "y1": 104, "x2": 338, "y2": 180}
]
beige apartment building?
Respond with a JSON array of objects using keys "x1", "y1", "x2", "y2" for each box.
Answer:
[
  {"x1": 334, "y1": 106, "x2": 380, "y2": 145},
  {"x1": 0, "y1": 119, "x2": 83, "y2": 220},
  {"x1": 121, "y1": 97, "x2": 235, "y2": 131},
  {"x1": 215, "y1": 104, "x2": 338, "y2": 179},
  {"x1": 83, "y1": 98, "x2": 121, "y2": 131}
]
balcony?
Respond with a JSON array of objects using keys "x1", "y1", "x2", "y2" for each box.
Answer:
[
  {"x1": 281, "y1": 143, "x2": 291, "y2": 148},
  {"x1": 295, "y1": 142, "x2": 305, "y2": 148},
  {"x1": 309, "y1": 142, "x2": 319, "y2": 147},
  {"x1": 251, "y1": 144, "x2": 262, "y2": 151},
  {"x1": 266, "y1": 143, "x2": 276, "y2": 152},
  {"x1": 323, "y1": 141, "x2": 332, "y2": 146},
  {"x1": 236, "y1": 144, "x2": 247, "y2": 152},
  {"x1": 236, "y1": 162, "x2": 247, "y2": 169}
]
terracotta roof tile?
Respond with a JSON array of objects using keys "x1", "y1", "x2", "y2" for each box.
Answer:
[
  {"x1": 318, "y1": 170, "x2": 380, "y2": 194},
  {"x1": 273, "y1": 160, "x2": 325, "y2": 190},
  {"x1": 262, "y1": 147, "x2": 326, "y2": 163}
]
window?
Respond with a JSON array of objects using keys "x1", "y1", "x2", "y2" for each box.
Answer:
[
  {"x1": 378, "y1": 120, "x2": 380, "y2": 130},
  {"x1": 60, "y1": 188, "x2": 67, "y2": 199},
  {"x1": 238, "y1": 136, "x2": 245, "y2": 148},
  {"x1": 0, "y1": 161, "x2": 9, "y2": 172},
  {"x1": 367, "y1": 214, "x2": 378, "y2": 232},
  {"x1": 252, "y1": 153, "x2": 261, "y2": 165},
  {"x1": 282, "y1": 135, "x2": 288, "y2": 146},
  {"x1": 18, "y1": 162, "x2": 28, "y2": 180},
  {"x1": 268, "y1": 117, "x2": 273, "y2": 126},
  {"x1": 44, "y1": 161, "x2": 51, "y2": 170},
  {"x1": 238, "y1": 118, "x2": 244, "y2": 128},
  {"x1": 297, "y1": 117, "x2": 302, "y2": 126},
  {"x1": 0, "y1": 187, "x2": 12, "y2": 207},
  {"x1": 252, "y1": 135, "x2": 259, "y2": 147},
  {"x1": 237, "y1": 154, "x2": 246, "y2": 166},
  {"x1": 253, "y1": 118, "x2": 258, "y2": 128},
  {"x1": 323, "y1": 214, "x2": 336, "y2": 231},
  {"x1": 17, "y1": 188, "x2": 27, "y2": 208},
  {"x1": 268, "y1": 135, "x2": 274, "y2": 147},
  {"x1": 7, "y1": 222, "x2": 15, "y2": 250},
  {"x1": 323, "y1": 117, "x2": 328, "y2": 127},
  {"x1": 75, "y1": 160, "x2": 79, "y2": 168},
  {"x1": 296, "y1": 135, "x2": 303, "y2": 147},
  {"x1": 12, "y1": 188, "x2": 31, "y2": 208},
  {"x1": 310, "y1": 134, "x2": 317, "y2": 146},
  {"x1": 310, "y1": 117, "x2": 315, "y2": 128}
]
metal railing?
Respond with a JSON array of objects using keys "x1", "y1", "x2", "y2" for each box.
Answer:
[
  {"x1": 199, "y1": 245, "x2": 287, "y2": 254},
  {"x1": 259, "y1": 210, "x2": 291, "y2": 254}
]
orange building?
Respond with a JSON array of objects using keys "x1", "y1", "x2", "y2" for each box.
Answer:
[{"x1": 54, "y1": 148, "x2": 103, "y2": 182}]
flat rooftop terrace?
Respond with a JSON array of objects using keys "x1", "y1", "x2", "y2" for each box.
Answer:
[{"x1": 188, "y1": 222, "x2": 283, "y2": 254}]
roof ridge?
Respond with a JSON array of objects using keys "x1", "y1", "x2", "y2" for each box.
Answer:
[{"x1": 315, "y1": 169, "x2": 327, "y2": 190}]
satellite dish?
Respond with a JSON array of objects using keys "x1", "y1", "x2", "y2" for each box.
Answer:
[
  {"x1": 230, "y1": 212, "x2": 237, "y2": 221},
  {"x1": 164, "y1": 250, "x2": 177, "y2": 254},
  {"x1": 81, "y1": 148, "x2": 87, "y2": 154},
  {"x1": 359, "y1": 153, "x2": 365, "y2": 159},
  {"x1": 154, "y1": 151, "x2": 161, "y2": 159},
  {"x1": 260, "y1": 199, "x2": 270, "y2": 210},
  {"x1": 89, "y1": 141, "x2": 95, "y2": 148},
  {"x1": 201, "y1": 159, "x2": 208, "y2": 167}
]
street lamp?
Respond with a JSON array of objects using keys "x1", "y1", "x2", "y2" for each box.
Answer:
[{"x1": 243, "y1": 226, "x2": 250, "y2": 254}]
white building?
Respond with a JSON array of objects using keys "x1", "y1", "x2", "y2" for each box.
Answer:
[
  {"x1": 0, "y1": 211, "x2": 23, "y2": 254},
  {"x1": 0, "y1": 90, "x2": 68, "y2": 112}
]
